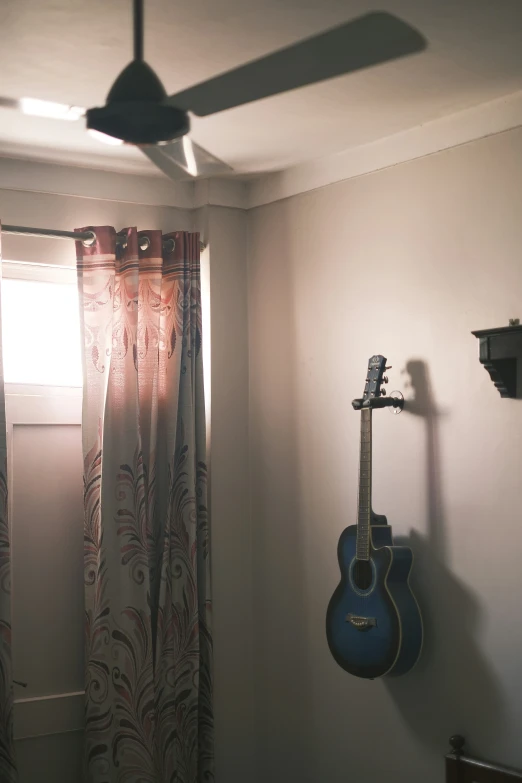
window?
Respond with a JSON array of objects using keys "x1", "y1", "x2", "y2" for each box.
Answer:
[
  {"x1": 2, "y1": 264, "x2": 85, "y2": 776},
  {"x1": 2, "y1": 277, "x2": 82, "y2": 387}
]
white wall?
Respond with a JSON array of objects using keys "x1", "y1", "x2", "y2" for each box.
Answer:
[
  {"x1": 8, "y1": 391, "x2": 84, "y2": 783},
  {"x1": 195, "y1": 205, "x2": 253, "y2": 783},
  {"x1": 247, "y1": 127, "x2": 522, "y2": 783}
]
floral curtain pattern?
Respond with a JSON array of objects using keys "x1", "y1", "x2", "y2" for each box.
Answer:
[
  {"x1": 0, "y1": 226, "x2": 17, "y2": 782},
  {"x1": 76, "y1": 226, "x2": 212, "y2": 783}
]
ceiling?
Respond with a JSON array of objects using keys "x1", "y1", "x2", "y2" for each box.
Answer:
[{"x1": 1, "y1": 0, "x2": 522, "y2": 178}]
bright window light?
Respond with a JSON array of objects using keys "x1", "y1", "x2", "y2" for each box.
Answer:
[{"x1": 2, "y1": 279, "x2": 82, "y2": 387}]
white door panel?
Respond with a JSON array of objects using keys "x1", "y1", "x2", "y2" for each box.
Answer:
[{"x1": 6, "y1": 386, "x2": 85, "y2": 779}]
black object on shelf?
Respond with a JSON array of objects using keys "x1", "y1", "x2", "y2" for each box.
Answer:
[{"x1": 472, "y1": 321, "x2": 522, "y2": 398}]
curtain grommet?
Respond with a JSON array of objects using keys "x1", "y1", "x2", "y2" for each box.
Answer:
[
  {"x1": 164, "y1": 238, "x2": 175, "y2": 253},
  {"x1": 82, "y1": 231, "x2": 96, "y2": 248}
]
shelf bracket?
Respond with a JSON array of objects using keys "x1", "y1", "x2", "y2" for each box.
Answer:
[{"x1": 472, "y1": 322, "x2": 522, "y2": 398}]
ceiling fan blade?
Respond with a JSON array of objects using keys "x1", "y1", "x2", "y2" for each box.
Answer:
[
  {"x1": 141, "y1": 137, "x2": 233, "y2": 179},
  {"x1": 0, "y1": 96, "x2": 85, "y2": 121},
  {"x1": 166, "y1": 12, "x2": 426, "y2": 117}
]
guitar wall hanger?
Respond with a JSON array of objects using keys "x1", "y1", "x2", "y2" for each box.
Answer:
[
  {"x1": 472, "y1": 320, "x2": 522, "y2": 398},
  {"x1": 352, "y1": 393, "x2": 404, "y2": 412}
]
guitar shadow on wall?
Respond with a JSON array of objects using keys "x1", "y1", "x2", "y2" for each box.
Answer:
[{"x1": 385, "y1": 359, "x2": 505, "y2": 753}]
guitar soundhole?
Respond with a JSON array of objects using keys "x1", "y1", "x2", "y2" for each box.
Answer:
[{"x1": 353, "y1": 559, "x2": 373, "y2": 590}]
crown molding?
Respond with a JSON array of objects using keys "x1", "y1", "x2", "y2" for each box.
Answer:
[
  {"x1": 246, "y1": 89, "x2": 522, "y2": 208},
  {"x1": 193, "y1": 178, "x2": 248, "y2": 210},
  {"x1": 0, "y1": 156, "x2": 251, "y2": 211},
  {"x1": 0, "y1": 156, "x2": 194, "y2": 209},
  {"x1": 4, "y1": 86, "x2": 522, "y2": 215}
]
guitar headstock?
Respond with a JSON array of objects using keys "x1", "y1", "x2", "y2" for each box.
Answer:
[{"x1": 362, "y1": 355, "x2": 389, "y2": 401}]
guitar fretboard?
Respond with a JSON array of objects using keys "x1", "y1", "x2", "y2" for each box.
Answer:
[{"x1": 356, "y1": 408, "x2": 372, "y2": 560}]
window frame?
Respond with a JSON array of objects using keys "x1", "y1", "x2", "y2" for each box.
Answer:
[{"x1": 2, "y1": 259, "x2": 85, "y2": 742}]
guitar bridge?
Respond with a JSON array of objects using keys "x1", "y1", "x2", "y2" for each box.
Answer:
[{"x1": 346, "y1": 614, "x2": 377, "y2": 630}]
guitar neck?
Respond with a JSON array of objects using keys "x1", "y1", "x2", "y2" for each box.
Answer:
[{"x1": 356, "y1": 407, "x2": 372, "y2": 560}]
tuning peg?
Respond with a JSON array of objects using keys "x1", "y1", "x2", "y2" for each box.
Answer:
[
  {"x1": 381, "y1": 388, "x2": 387, "y2": 396},
  {"x1": 383, "y1": 376, "x2": 389, "y2": 384},
  {"x1": 385, "y1": 366, "x2": 392, "y2": 370}
]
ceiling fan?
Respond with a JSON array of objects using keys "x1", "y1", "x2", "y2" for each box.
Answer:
[{"x1": 0, "y1": 1, "x2": 426, "y2": 180}]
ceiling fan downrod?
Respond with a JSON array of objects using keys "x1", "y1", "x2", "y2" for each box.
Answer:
[
  {"x1": 86, "y1": 0, "x2": 190, "y2": 144},
  {"x1": 134, "y1": 0, "x2": 144, "y2": 61}
]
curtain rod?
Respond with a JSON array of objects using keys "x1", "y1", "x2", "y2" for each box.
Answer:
[{"x1": 2, "y1": 224, "x2": 206, "y2": 253}]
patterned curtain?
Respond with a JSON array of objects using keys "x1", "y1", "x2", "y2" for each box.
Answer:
[
  {"x1": 0, "y1": 226, "x2": 17, "y2": 782},
  {"x1": 76, "y1": 226, "x2": 212, "y2": 783}
]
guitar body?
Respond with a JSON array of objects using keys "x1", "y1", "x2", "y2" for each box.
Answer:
[{"x1": 326, "y1": 519, "x2": 423, "y2": 679}]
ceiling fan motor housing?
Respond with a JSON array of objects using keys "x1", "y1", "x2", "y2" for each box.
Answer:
[{"x1": 86, "y1": 60, "x2": 190, "y2": 145}]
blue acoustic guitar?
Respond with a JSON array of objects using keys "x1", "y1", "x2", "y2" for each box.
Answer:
[{"x1": 326, "y1": 355, "x2": 423, "y2": 679}]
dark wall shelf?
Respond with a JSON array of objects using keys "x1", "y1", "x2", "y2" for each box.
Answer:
[{"x1": 472, "y1": 324, "x2": 522, "y2": 398}]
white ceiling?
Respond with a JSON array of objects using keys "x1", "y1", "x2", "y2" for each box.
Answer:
[{"x1": 1, "y1": 0, "x2": 522, "y2": 178}]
